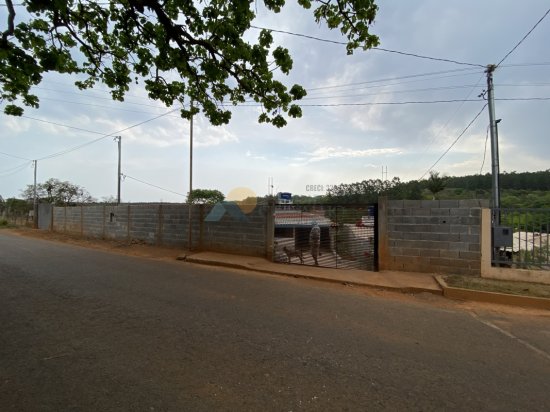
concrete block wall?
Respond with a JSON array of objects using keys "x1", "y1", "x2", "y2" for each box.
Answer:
[
  {"x1": 50, "y1": 203, "x2": 269, "y2": 257},
  {"x1": 160, "y1": 204, "x2": 202, "y2": 246},
  {"x1": 201, "y1": 205, "x2": 268, "y2": 256},
  {"x1": 82, "y1": 205, "x2": 105, "y2": 238},
  {"x1": 128, "y1": 204, "x2": 161, "y2": 244},
  {"x1": 53, "y1": 206, "x2": 82, "y2": 234},
  {"x1": 380, "y1": 199, "x2": 487, "y2": 275},
  {"x1": 104, "y1": 205, "x2": 130, "y2": 241}
]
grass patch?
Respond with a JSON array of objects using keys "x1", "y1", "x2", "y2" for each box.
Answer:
[{"x1": 443, "y1": 275, "x2": 550, "y2": 299}]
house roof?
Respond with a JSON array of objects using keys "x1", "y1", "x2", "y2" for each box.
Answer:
[{"x1": 274, "y1": 210, "x2": 332, "y2": 228}]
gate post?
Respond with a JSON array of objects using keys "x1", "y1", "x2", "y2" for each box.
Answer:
[
  {"x1": 266, "y1": 200, "x2": 275, "y2": 261},
  {"x1": 373, "y1": 203, "x2": 380, "y2": 272},
  {"x1": 377, "y1": 196, "x2": 389, "y2": 270}
]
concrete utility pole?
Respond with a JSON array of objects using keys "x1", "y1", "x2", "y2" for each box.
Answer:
[
  {"x1": 486, "y1": 64, "x2": 501, "y2": 224},
  {"x1": 114, "y1": 136, "x2": 122, "y2": 204},
  {"x1": 33, "y1": 160, "x2": 38, "y2": 228},
  {"x1": 188, "y1": 102, "x2": 194, "y2": 250}
]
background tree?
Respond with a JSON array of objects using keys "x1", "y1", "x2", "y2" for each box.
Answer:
[
  {"x1": 425, "y1": 171, "x2": 448, "y2": 199},
  {"x1": 4, "y1": 197, "x2": 32, "y2": 216},
  {"x1": 327, "y1": 177, "x2": 407, "y2": 204},
  {"x1": 186, "y1": 188, "x2": 225, "y2": 204},
  {"x1": 1, "y1": 0, "x2": 379, "y2": 127},
  {"x1": 100, "y1": 195, "x2": 118, "y2": 204},
  {"x1": 21, "y1": 178, "x2": 95, "y2": 206}
]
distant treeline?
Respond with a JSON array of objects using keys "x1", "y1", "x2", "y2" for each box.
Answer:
[
  {"x1": 446, "y1": 170, "x2": 550, "y2": 191},
  {"x1": 289, "y1": 170, "x2": 550, "y2": 207}
]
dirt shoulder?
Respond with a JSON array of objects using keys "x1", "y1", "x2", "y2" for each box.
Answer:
[
  {"x1": 444, "y1": 274, "x2": 550, "y2": 299},
  {"x1": 1, "y1": 227, "x2": 185, "y2": 261}
]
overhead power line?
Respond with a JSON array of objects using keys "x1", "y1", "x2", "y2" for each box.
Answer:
[
  {"x1": 306, "y1": 68, "x2": 482, "y2": 91},
  {"x1": 122, "y1": 174, "x2": 187, "y2": 197},
  {"x1": 497, "y1": 7, "x2": 550, "y2": 67},
  {"x1": 0, "y1": 161, "x2": 32, "y2": 178},
  {"x1": 303, "y1": 84, "x2": 483, "y2": 101},
  {"x1": 480, "y1": 125, "x2": 490, "y2": 175},
  {"x1": 250, "y1": 25, "x2": 485, "y2": 68},
  {"x1": 419, "y1": 103, "x2": 488, "y2": 180},
  {"x1": 34, "y1": 86, "x2": 171, "y2": 109},
  {"x1": 229, "y1": 96, "x2": 550, "y2": 108},
  {"x1": 500, "y1": 62, "x2": 550, "y2": 68},
  {"x1": 298, "y1": 99, "x2": 484, "y2": 107},
  {"x1": 0, "y1": 149, "x2": 31, "y2": 161},
  {"x1": 21, "y1": 115, "x2": 106, "y2": 136},
  {"x1": 13, "y1": 108, "x2": 179, "y2": 161},
  {"x1": 35, "y1": 97, "x2": 181, "y2": 116},
  {"x1": 418, "y1": 73, "x2": 486, "y2": 159},
  {"x1": 495, "y1": 97, "x2": 550, "y2": 102}
]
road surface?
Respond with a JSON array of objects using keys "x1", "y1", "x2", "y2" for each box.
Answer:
[{"x1": 1, "y1": 231, "x2": 549, "y2": 411}]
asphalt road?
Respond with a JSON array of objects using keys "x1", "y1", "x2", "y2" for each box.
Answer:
[{"x1": 1, "y1": 232, "x2": 550, "y2": 411}]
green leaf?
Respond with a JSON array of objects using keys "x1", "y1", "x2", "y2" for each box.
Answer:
[{"x1": 1, "y1": 0, "x2": 379, "y2": 126}]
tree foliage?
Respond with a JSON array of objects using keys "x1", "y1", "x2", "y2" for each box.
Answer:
[
  {"x1": 425, "y1": 171, "x2": 447, "y2": 199},
  {"x1": 1, "y1": 0, "x2": 379, "y2": 127},
  {"x1": 326, "y1": 177, "x2": 421, "y2": 203},
  {"x1": 186, "y1": 188, "x2": 225, "y2": 204},
  {"x1": 21, "y1": 178, "x2": 95, "y2": 205},
  {"x1": 2, "y1": 197, "x2": 32, "y2": 216},
  {"x1": 446, "y1": 170, "x2": 550, "y2": 191}
]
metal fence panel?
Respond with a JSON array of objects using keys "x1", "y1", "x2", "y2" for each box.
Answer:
[
  {"x1": 273, "y1": 204, "x2": 378, "y2": 271},
  {"x1": 493, "y1": 208, "x2": 550, "y2": 269}
]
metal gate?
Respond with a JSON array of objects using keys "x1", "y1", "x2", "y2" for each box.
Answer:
[
  {"x1": 273, "y1": 204, "x2": 378, "y2": 271},
  {"x1": 492, "y1": 208, "x2": 550, "y2": 269}
]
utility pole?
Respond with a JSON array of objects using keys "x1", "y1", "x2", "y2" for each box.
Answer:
[
  {"x1": 486, "y1": 64, "x2": 501, "y2": 224},
  {"x1": 114, "y1": 136, "x2": 121, "y2": 204},
  {"x1": 33, "y1": 160, "x2": 38, "y2": 228},
  {"x1": 268, "y1": 177, "x2": 274, "y2": 197},
  {"x1": 188, "y1": 102, "x2": 194, "y2": 250}
]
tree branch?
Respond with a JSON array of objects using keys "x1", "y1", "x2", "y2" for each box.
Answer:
[{"x1": 1, "y1": 0, "x2": 16, "y2": 46}]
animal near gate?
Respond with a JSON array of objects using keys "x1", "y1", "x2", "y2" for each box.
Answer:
[{"x1": 273, "y1": 204, "x2": 378, "y2": 271}]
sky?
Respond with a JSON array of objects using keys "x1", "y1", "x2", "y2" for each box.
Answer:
[{"x1": 1, "y1": 0, "x2": 549, "y2": 203}]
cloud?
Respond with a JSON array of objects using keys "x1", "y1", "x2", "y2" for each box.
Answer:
[
  {"x1": 302, "y1": 146, "x2": 402, "y2": 163},
  {"x1": 195, "y1": 121, "x2": 239, "y2": 148},
  {"x1": 245, "y1": 150, "x2": 267, "y2": 161},
  {"x1": 89, "y1": 114, "x2": 239, "y2": 148},
  {"x1": 2, "y1": 116, "x2": 31, "y2": 134},
  {"x1": 2, "y1": 1, "x2": 549, "y2": 202}
]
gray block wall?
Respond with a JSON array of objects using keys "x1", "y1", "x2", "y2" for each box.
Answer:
[
  {"x1": 46, "y1": 200, "x2": 486, "y2": 275},
  {"x1": 49, "y1": 203, "x2": 269, "y2": 257},
  {"x1": 201, "y1": 205, "x2": 268, "y2": 256},
  {"x1": 381, "y1": 199, "x2": 487, "y2": 275}
]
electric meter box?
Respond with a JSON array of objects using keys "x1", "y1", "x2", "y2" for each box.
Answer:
[{"x1": 493, "y1": 226, "x2": 513, "y2": 248}]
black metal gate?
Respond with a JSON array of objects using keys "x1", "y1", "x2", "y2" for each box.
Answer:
[
  {"x1": 492, "y1": 208, "x2": 550, "y2": 269},
  {"x1": 273, "y1": 204, "x2": 378, "y2": 271}
]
